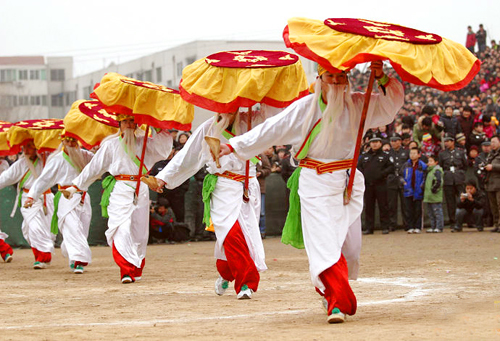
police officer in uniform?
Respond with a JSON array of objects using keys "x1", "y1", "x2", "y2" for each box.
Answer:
[
  {"x1": 387, "y1": 133, "x2": 409, "y2": 231},
  {"x1": 358, "y1": 134, "x2": 395, "y2": 234},
  {"x1": 438, "y1": 134, "x2": 468, "y2": 227}
]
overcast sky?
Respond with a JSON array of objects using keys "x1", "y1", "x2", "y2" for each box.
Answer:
[{"x1": 1, "y1": 0, "x2": 498, "y2": 76}]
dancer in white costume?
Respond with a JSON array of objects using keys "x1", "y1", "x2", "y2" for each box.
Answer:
[
  {"x1": 0, "y1": 157, "x2": 13, "y2": 262},
  {"x1": 66, "y1": 116, "x2": 172, "y2": 283},
  {"x1": 154, "y1": 111, "x2": 268, "y2": 299},
  {"x1": 0, "y1": 140, "x2": 55, "y2": 269},
  {"x1": 219, "y1": 61, "x2": 404, "y2": 322},
  {"x1": 25, "y1": 134, "x2": 93, "y2": 274}
]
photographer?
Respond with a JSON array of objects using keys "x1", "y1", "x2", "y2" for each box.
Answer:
[
  {"x1": 149, "y1": 198, "x2": 176, "y2": 243},
  {"x1": 453, "y1": 179, "x2": 486, "y2": 232},
  {"x1": 485, "y1": 135, "x2": 500, "y2": 232}
]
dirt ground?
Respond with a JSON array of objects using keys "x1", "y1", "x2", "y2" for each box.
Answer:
[{"x1": 2, "y1": 229, "x2": 500, "y2": 341}]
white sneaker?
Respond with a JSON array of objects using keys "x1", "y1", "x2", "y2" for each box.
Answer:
[
  {"x1": 327, "y1": 308, "x2": 346, "y2": 324},
  {"x1": 73, "y1": 265, "x2": 84, "y2": 274},
  {"x1": 414, "y1": 229, "x2": 421, "y2": 234},
  {"x1": 237, "y1": 285, "x2": 253, "y2": 299},
  {"x1": 33, "y1": 261, "x2": 49, "y2": 269},
  {"x1": 135, "y1": 276, "x2": 142, "y2": 281},
  {"x1": 434, "y1": 228, "x2": 443, "y2": 233},
  {"x1": 121, "y1": 275, "x2": 133, "y2": 284},
  {"x1": 215, "y1": 276, "x2": 229, "y2": 296},
  {"x1": 426, "y1": 228, "x2": 434, "y2": 233},
  {"x1": 407, "y1": 229, "x2": 414, "y2": 234}
]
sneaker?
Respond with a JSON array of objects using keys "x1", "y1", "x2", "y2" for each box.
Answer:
[
  {"x1": 382, "y1": 229, "x2": 389, "y2": 234},
  {"x1": 4, "y1": 253, "x2": 12, "y2": 263},
  {"x1": 451, "y1": 227, "x2": 462, "y2": 233},
  {"x1": 237, "y1": 284, "x2": 253, "y2": 299},
  {"x1": 135, "y1": 276, "x2": 142, "y2": 281},
  {"x1": 121, "y1": 275, "x2": 133, "y2": 284},
  {"x1": 407, "y1": 229, "x2": 414, "y2": 234},
  {"x1": 74, "y1": 265, "x2": 84, "y2": 274},
  {"x1": 33, "y1": 261, "x2": 48, "y2": 269},
  {"x1": 477, "y1": 227, "x2": 484, "y2": 232},
  {"x1": 433, "y1": 228, "x2": 442, "y2": 233},
  {"x1": 215, "y1": 276, "x2": 229, "y2": 296},
  {"x1": 426, "y1": 228, "x2": 434, "y2": 233},
  {"x1": 327, "y1": 308, "x2": 346, "y2": 324},
  {"x1": 414, "y1": 229, "x2": 421, "y2": 234}
]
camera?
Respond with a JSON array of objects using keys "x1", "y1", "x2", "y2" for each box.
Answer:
[{"x1": 460, "y1": 193, "x2": 468, "y2": 199}]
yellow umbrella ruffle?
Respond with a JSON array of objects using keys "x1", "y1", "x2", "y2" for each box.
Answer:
[
  {"x1": 91, "y1": 73, "x2": 194, "y2": 131},
  {"x1": 179, "y1": 51, "x2": 309, "y2": 113},
  {"x1": 284, "y1": 17, "x2": 481, "y2": 91},
  {"x1": 64, "y1": 100, "x2": 119, "y2": 149},
  {"x1": 8, "y1": 119, "x2": 64, "y2": 154},
  {"x1": 0, "y1": 121, "x2": 14, "y2": 156}
]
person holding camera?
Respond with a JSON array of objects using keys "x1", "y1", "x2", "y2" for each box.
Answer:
[{"x1": 453, "y1": 179, "x2": 486, "y2": 232}]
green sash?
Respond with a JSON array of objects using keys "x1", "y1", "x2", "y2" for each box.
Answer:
[
  {"x1": 18, "y1": 158, "x2": 39, "y2": 207},
  {"x1": 222, "y1": 130, "x2": 261, "y2": 165},
  {"x1": 100, "y1": 175, "x2": 117, "y2": 218},
  {"x1": 281, "y1": 168, "x2": 304, "y2": 249},
  {"x1": 202, "y1": 174, "x2": 218, "y2": 227},
  {"x1": 51, "y1": 191, "x2": 62, "y2": 234}
]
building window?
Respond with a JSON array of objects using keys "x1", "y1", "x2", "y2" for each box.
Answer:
[
  {"x1": 166, "y1": 80, "x2": 173, "y2": 88},
  {"x1": 125, "y1": 73, "x2": 134, "y2": 78},
  {"x1": 0, "y1": 96, "x2": 17, "y2": 108},
  {"x1": 30, "y1": 96, "x2": 41, "y2": 106},
  {"x1": 0, "y1": 69, "x2": 16, "y2": 82},
  {"x1": 19, "y1": 70, "x2": 28, "y2": 80},
  {"x1": 82, "y1": 86, "x2": 92, "y2": 99},
  {"x1": 51, "y1": 94, "x2": 64, "y2": 107},
  {"x1": 30, "y1": 70, "x2": 40, "y2": 80},
  {"x1": 156, "y1": 67, "x2": 162, "y2": 83},
  {"x1": 144, "y1": 70, "x2": 152, "y2": 82},
  {"x1": 41, "y1": 95, "x2": 47, "y2": 106},
  {"x1": 19, "y1": 95, "x2": 29, "y2": 106},
  {"x1": 186, "y1": 56, "x2": 196, "y2": 65},
  {"x1": 41, "y1": 69, "x2": 46, "y2": 80},
  {"x1": 177, "y1": 62, "x2": 183, "y2": 77},
  {"x1": 50, "y1": 69, "x2": 65, "y2": 81},
  {"x1": 65, "y1": 91, "x2": 76, "y2": 106}
]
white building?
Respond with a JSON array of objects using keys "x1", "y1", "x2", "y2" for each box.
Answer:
[
  {"x1": 1, "y1": 40, "x2": 317, "y2": 128},
  {"x1": 0, "y1": 56, "x2": 73, "y2": 122}
]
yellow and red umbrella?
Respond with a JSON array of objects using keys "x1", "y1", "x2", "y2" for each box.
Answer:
[
  {"x1": 91, "y1": 73, "x2": 194, "y2": 131},
  {"x1": 179, "y1": 50, "x2": 309, "y2": 202},
  {"x1": 0, "y1": 121, "x2": 15, "y2": 156},
  {"x1": 8, "y1": 119, "x2": 64, "y2": 155},
  {"x1": 180, "y1": 50, "x2": 309, "y2": 113},
  {"x1": 63, "y1": 100, "x2": 119, "y2": 150},
  {"x1": 283, "y1": 17, "x2": 481, "y2": 202}
]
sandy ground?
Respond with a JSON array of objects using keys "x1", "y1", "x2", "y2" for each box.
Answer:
[{"x1": 2, "y1": 229, "x2": 500, "y2": 341}]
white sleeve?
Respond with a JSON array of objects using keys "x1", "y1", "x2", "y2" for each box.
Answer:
[
  {"x1": 229, "y1": 96, "x2": 312, "y2": 160},
  {"x1": 144, "y1": 129, "x2": 173, "y2": 169},
  {"x1": 28, "y1": 155, "x2": 61, "y2": 199},
  {"x1": 73, "y1": 142, "x2": 113, "y2": 191},
  {"x1": 156, "y1": 121, "x2": 211, "y2": 189},
  {"x1": 0, "y1": 159, "x2": 26, "y2": 189}
]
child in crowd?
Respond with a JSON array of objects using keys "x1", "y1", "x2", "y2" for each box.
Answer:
[
  {"x1": 402, "y1": 148, "x2": 428, "y2": 233},
  {"x1": 423, "y1": 155, "x2": 444, "y2": 233}
]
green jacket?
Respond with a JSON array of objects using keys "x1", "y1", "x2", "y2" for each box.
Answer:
[{"x1": 424, "y1": 165, "x2": 443, "y2": 203}]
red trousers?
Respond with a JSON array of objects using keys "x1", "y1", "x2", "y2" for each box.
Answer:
[
  {"x1": 0, "y1": 239, "x2": 13, "y2": 260},
  {"x1": 216, "y1": 220, "x2": 259, "y2": 293},
  {"x1": 112, "y1": 242, "x2": 145, "y2": 280},
  {"x1": 31, "y1": 247, "x2": 51, "y2": 263},
  {"x1": 315, "y1": 254, "x2": 357, "y2": 316}
]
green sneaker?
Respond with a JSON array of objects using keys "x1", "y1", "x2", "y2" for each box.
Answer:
[
  {"x1": 215, "y1": 276, "x2": 229, "y2": 296},
  {"x1": 74, "y1": 265, "x2": 84, "y2": 274},
  {"x1": 327, "y1": 308, "x2": 346, "y2": 324},
  {"x1": 4, "y1": 253, "x2": 12, "y2": 263}
]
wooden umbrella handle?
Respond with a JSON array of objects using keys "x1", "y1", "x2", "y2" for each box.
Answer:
[
  {"x1": 243, "y1": 108, "x2": 252, "y2": 203},
  {"x1": 135, "y1": 125, "x2": 150, "y2": 204},
  {"x1": 343, "y1": 70, "x2": 376, "y2": 205}
]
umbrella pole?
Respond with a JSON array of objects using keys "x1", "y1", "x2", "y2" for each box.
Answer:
[
  {"x1": 343, "y1": 70, "x2": 376, "y2": 205},
  {"x1": 243, "y1": 108, "x2": 251, "y2": 203},
  {"x1": 135, "y1": 125, "x2": 150, "y2": 204}
]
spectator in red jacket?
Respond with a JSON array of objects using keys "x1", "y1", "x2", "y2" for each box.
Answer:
[{"x1": 466, "y1": 26, "x2": 476, "y2": 53}]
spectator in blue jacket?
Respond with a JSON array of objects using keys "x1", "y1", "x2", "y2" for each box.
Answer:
[{"x1": 402, "y1": 147, "x2": 428, "y2": 233}]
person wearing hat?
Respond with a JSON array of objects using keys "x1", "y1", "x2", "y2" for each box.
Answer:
[
  {"x1": 358, "y1": 134, "x2": 394, "y2": 235},
  {"x1": 218, "y1": 61, "x2": 404, "y2": 323},
  {"x1": 386, "y1": 133, "x2": 409, "y2": 232},
  {"x1": 65, "y1": 114, "x2": 173, "y2": 283},
  {"x1": 455, "y1": 133, "x2": 467, "y2": 151},
  {"x1": 24, "y1": 133, "x2": 94, "y2": 274},
  {"x1": 413, "y1": 110, "x2": 442, "y2": 148},
  {"x1": 438, "y1": 134, "x2": 468, "y2": 227},
  {"x1": 0, "y1": 160, "x2": 13, "y2": 263},
  {"x1": 0, "y1": 140, "x2": 55, "y2": 269}
]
